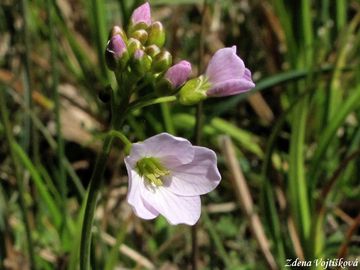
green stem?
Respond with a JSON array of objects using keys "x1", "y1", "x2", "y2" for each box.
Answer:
[
  {"x1": 47, "y1": 0, "x2": 67, "y2": 230},
  {"x1": 80, "y1": 82, "x2": 130, "y2": 269},
  {"x1": 20, "y1": 0, "x2": 30, "y2": 151},
  {"x1": 80, "y1": 134, "x2": 114, "y2": 270},
  {"x1": 0, "y1": 86, "x2": 36, "y2": 269},
  {"x1": 108, "y1": 130, "x2": 132, "y2": 154},
  {"x1": 128, "y1": 95, "x2": 177, "y2": 112},
  {"x1": 161, "y1": 103, "x2": 175, "y2": 134}
]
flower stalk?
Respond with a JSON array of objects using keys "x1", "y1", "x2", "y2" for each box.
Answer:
[{"x1": 80, "y1": 134, "x2": 114, "y2": 270}]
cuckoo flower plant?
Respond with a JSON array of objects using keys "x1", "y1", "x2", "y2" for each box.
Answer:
[{"x1": 125, "y1": 133, "x2": 221, "y2": 225}]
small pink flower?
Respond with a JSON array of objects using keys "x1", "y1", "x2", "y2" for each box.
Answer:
[
  {"x1": 205, "y1": 46, "x2": 255, "y2": 97},
  {"x1": 165, "y1": 60, "x2": 192, "y2": 88},
  {"x1": 106, "y1": 34, "x2": 127, "y2": 59},
  {"x1": 125, "y1": 133, "x2": 221, "y2": 225},
  {"x1": 130, "y1": 2, "x2": 151, "y2": 26}
]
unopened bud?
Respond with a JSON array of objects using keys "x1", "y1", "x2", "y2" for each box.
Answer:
[
  {"x1": 127, "y1": 38, "x2": 142, "y2": 57},
  {"x1": 178, "y1": 76, "x2": 210, "y2": 105},
  {"x1": 165, "y1": 60, "x2": 192, "y2": 88},
  {"x1": 155, "y1": 78, "x2": 173, "y2": 95},
  {"x1": 105, "y1": 34, "x2": 129, "y2": 71},
  {"x1": 145, "y1": 45, "x2": 161, "y2": 58},
  {"x1": 130, "y1": 2, "x2": 151, "y2": 26},
  {"x1": 147, "y1": 21, "x2": 165, "y2": 47},
  {"x1": 151, "y1": 51, "x2": 172, "y2": 73},
  {"x1": 132, "y1": 49, "x2": 152, "y2": 74},
  {"x1": 109, "y1": 25, "x2": 127, "y2": 42},
  {"x1": 130, "y1": 29, "x2": 148, "y2": 44},
  {"x1": 128, "y1": 22, "x2": 148, "y2": 35}
]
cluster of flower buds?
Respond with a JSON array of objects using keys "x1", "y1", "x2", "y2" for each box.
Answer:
[
  {"x1": 105, "y1": 2, "x2": 255, "y2": 106},
  {"x1": 105, "y1": 2, "x2": 192, "y2": 93}
]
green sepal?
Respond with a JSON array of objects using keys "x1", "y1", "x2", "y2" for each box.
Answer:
[
  {"x1": 151, "y1": 51, "x2": 172, "y2": 73},
  {"x1": 147, "y1": 21, "x2": 165, "y2": 47},
  {"x1": 178, "y1": 76, "x2": 211, "y2": 105}
]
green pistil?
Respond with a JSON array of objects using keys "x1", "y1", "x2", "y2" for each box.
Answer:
[{"x1": 136, "y1": 157, "x2": 170, "y2": 186}]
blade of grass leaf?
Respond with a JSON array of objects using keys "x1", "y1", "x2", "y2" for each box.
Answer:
[
  {"x1": 309, "y1": 85, "x2": 360, "y2": 188},
  {"x1": 202, "y1": 210, "x2": 233, "y2": 268},
  {"x1": 208, "y1": 66, "x2": 348, "y2": 118},
  {"x1": 47, "y1": 0, "x2": 67, "y2": 232},
  {"x1": 90, "y1": 0, "x2": 110, "y2": 81},
  {"x1": 12, "y1": 142, "x2": 62, "y2": 228},
  {"x1": 0, "y1": 86, "x2": 36, "y2": 269},
  {"x1": 7, "y1": 87, "x2": 86, "y2": 198},
  {"x1": 104, "y1": 219, "x2": 129, "y2": 270},
  {"x1": 20, "y1": 0, "x2": 32, "y2": 154},
  {"x1": 220, "y1": 136, "x2": 278, "y2": 270}
]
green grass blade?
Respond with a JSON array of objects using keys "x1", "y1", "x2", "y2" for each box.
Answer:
[
  {"x1": 12, "y1": 142, "x2": 62, "y2": 227},
  {"x1": 310, "y1": 85, "x2": 360, "y2": 187}
]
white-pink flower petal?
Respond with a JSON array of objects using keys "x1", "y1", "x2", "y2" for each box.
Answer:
[
  {"x1": 125, "y1": 159, "x2": 159, "y2": 219},
  {"x1": 205, "y1": 46, "x2": 245, "y2": 85},
  {"x1": 127, "y1": 133, "x2": 195, "y2": 167},
  {"x1": 164, "y1": 146, "x2": 221, "y2": 196},
  {"x1": 124, "y1": 132, "x2": 221, "y2": 225},
  {"x1": 207, "y1": 78, "x2": 255, "y2": 97},
  {"x1": 130, "y1": 2, "x2": 151, "y2": 26},
  {"x1": 141, "y1": 185, "x2": 201, "y2": 225}
]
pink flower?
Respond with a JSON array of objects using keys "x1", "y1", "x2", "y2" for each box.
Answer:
[
  {"x1": 105, "y1": 34, "x2": 128, "y2": 70},
  {"x1": 165, "y1": 60, "x2": 192, "y2": 88},
  {"x1": 125, "y1": 133, "x2": 221, "y2": 225},
  {"x1": 130, "y1": 2, "x2": 151, "y2": 26},
  {"x1": 106, "y1": 35, "x2": 127, "y2": 59},
  {"x1": 205, "y1": 46, "x2": 255, "y2": 97}
]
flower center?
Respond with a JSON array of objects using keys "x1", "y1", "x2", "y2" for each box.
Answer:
[{"x1": 136, "y1": 157, "x2": 170, "y2": 186}]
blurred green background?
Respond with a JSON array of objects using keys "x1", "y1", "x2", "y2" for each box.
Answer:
[{"x1": 0, "y1": 0, "x2": 359, "y2": 269}]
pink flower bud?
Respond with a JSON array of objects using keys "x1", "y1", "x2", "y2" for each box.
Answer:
[
  {"x1": 132, "y1": 49, "x2": 152, "y2": 74},
  {"x1": 165, "y1": 61, "x2": 192, "y2": 88},
  {"x1": 105, "y1": 34, "x2": 128, "y2": 70},
  {"x1": 130, "y1": 2, "x2": 151, "y2": 26}
]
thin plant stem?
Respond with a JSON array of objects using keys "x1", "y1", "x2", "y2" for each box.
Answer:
[
  {"x1": 108, "y1": 129, "x2": 132, "y2": 154},
  {"x1": 0, "y1": 86, "x2": 36, "y2": 269},
  {"x1": 80, "y1": 85, "x2": 131, "y2": 269},
  {"x1": 80, "y1": 134, "x2": 115, "y2": 270},
  {"x1": 20, "y1": 0, "x2": 35, "y2": 157},
  {"x1": 47, "y1": 0, "x2": 67, "y2": 230},
  {"x1": 91, "y1": 0, "x2": 109, "y2": 80}
]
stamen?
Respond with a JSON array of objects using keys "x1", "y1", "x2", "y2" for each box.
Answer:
[{"x1": 136, "y1": 157, "x2": 169, "y2": 186}]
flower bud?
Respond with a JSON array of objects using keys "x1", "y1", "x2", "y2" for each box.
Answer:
[
  {"x1": 151, "y1": 51, "x2": 172, "y2": 73},
  {"x1": 132, "y1": 49, "x2": 152, "y2": 74},
  {"x1": 165, "y1": 60, "x2": 192, "y2": 88},
  {"x1": 130, "y1": 29, "x2": 148, "y2": 44},
  {"x1": 105, "y1": 34, "x2": 129, "y2": 71},
  {"x1": 155, "y1": 78, "x2": 173, "y2": 95},
  {"x1": 108, "y1": 25, "x2": 127, "y2": 42},
  {"x1": 127, "y1": 38, "x2": 142, "y2": 57},
  {"x1": 178, "y1": 76, "x2": 210, "y2": 105},
  {"x1": 145, "y1": 44, "x2": 161, "y2": 58},
  {"x1": 147, "y1": 21, "x2": 165, "y2": 47},
  {"x1": 128, "y1": 22, "x2": 148, "y2": 36},
  {"x1": 130, "y1": 2, "x2": 151, "y2": 26}
]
